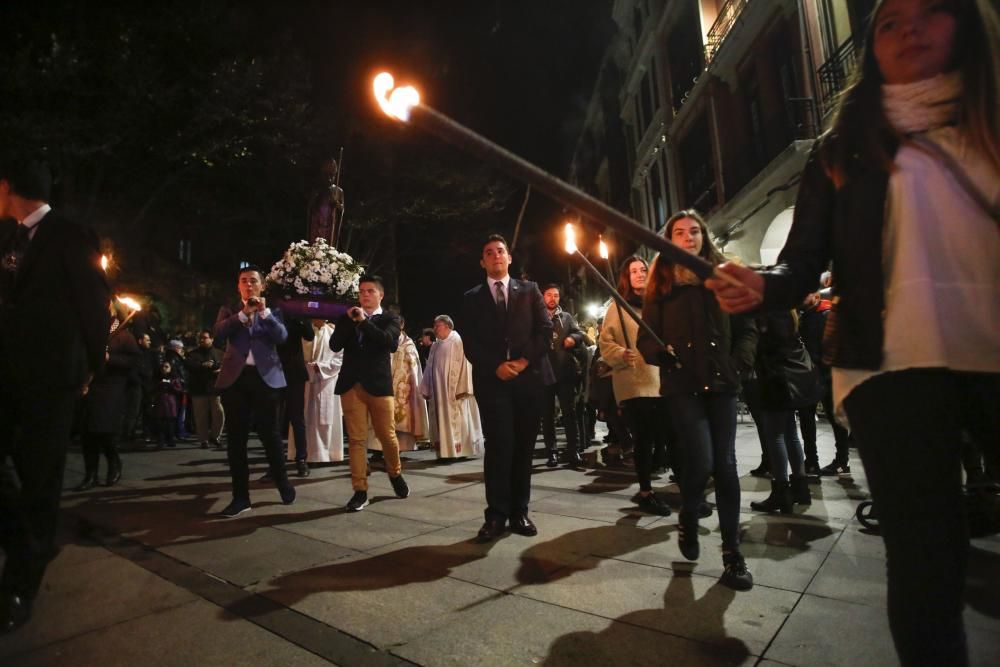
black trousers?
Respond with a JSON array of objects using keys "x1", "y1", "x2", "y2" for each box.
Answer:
[
  {"x1": 621, "y1": 397, "x2": 663, "y2": 492},
  {"x1": 283, "y1": 379, "x2": 307, "y2": 461},
  {"x1": 541, "y1": 380, "x2": 580, "y2": 452},
  {"x1": 478, "y1": 375, "x2": 544, "y2": 522},
  {"x1": 0, "y1": 389, "x2": 77, "y2": 598},
  {"x1": 221, "y1": 367, "x2": 289, "y2": 503},
  {"x1": 845, "y1": 369, "x2": 999, "y2": 667}
]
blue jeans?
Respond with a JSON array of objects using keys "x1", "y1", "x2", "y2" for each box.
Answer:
[
  {"x1": 762, "y1": 410, "x2": 805, "y2": 482},
  {"x1": 667, "y1": 392, "x2": 741, "y2": 551}
]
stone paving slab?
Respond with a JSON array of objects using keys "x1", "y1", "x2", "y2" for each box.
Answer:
[
  {"x1": 393, "y1": 592, "x2": 757, "y2": 667},
  {"x1": 513, "y1": 556, "x2": 799, "y2": 657},
  {"x1": 13, "y1": 599, "x2": 333, "y2": 667}
]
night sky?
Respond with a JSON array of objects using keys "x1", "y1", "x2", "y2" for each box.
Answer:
[{"x1": 4, "y1": 0, "x2": 615, "y2": 331}]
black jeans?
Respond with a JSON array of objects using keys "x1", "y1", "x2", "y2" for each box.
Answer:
[
  {"x1": 0, "y1": 389, "x2": 77, "y2": 598},
  {"x1": 82, "y1": 432, "x2": 115, "y2": 475},
  {"x1": 478, "y1": 375, "x2": 544, "y2": 521},
  {"x1": 541, "y1": 380, "x2": 580, "y2": 452},
  {"x1": 845, "y1": 369, "x2": 999, "y2": 667},
  {"x1": 622, "y1": 397, "x2": 663, "y2": 492},
  {"x1": 221, "y1": 367, "x2": 289, "y2": 503},
  {"x1": 666, "y1": 392, "x2": 741, "y2": 551}
]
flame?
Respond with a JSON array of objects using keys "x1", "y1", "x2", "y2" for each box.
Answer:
[
  {"x1": 598, "y1": 238, "x2": 609, "y2": 260},
  {"x1": 373, "y1": 72, "x2": 420, "y2": 122},
  {"x1": 564, "y1": 223, "x2": 578, "y2": 254},
  {"x1": 116, "y1": 295, "x2": 142, "y2": 312},
  {"x1": 100, "y1": 255, "x2": 109, "y2": 271}
]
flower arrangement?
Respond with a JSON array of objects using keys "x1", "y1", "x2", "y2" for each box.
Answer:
[{"x1": 266, "y1": 238, "x2": 364, "y2": 298}]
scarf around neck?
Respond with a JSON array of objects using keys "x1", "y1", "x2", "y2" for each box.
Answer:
[{"x1": 882, "y1": 72, "x2": 962, "y2": 135}]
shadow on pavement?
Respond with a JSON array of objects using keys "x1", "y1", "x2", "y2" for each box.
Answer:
[{"x1": 541, "y1": 567, "x2": 751, "y2": 666}]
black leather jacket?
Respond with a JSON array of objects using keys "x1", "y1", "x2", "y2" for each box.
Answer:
[
  {"x1": 639, "y1": 283, "x2": 757, "y2": 397},
  {"x1": 761, "y1": 135, "x2": 896, "y2": 370}
]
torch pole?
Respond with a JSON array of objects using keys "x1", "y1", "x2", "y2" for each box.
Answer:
[
  {"x1": 602, "y1": 254, "x2": 631, "y2": 349},
  {"x1": 408, "y1": 104, "x2": 758, "y2": 298}
]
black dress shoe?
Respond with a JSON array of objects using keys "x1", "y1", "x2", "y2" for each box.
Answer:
[
  {"x1": 0, "y1": 593, "x2": 32, "y2": 634},
  {"x1": 73, "y1": 472, "x2": 98, "y2": 492},
  {"x1": 476, "y1": 518, "x2": 506, "y2": 543},
  {"x1": 106, "y1": 460, "x2": 122, "y2": 486},
  {"x1": 566, "y1": 451, "x2": 583, "y2": 468},
  {"x1": 509, "y1": 514, "x2": 538, "y2": 536},
  {"x1": 545, "y1": 450, "x2": 559, "y2": 468},
  {"x1": 296, "y1": 460, "x2": 310, "y2": 477}
]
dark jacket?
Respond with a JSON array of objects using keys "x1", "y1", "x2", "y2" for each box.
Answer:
[
  {"x1": 546, "y1": 308, "x2": 587, "y2": 384},
  {"x1": 761, "y1": 135, "x2": 897, "y2": 370},
  {"x1": 330, "y1": 310, "x2": 400, "y2": 397},
  {"x1": 755, "y1": 310, "x2": 821, "y2": 410},
  {"x1": 459, "y1": 278, "x2": 555, "y2": 394},
  {"x1": 638, "y1": 283, "x2": 757, "y2": 397},
  {"x1": 82, "y1": 325, "x2": 141, "y2": 433},
  {"x1": 0, "y1": 212, "x2": 110, "y2": 392},
  {"x1": 277, "y1": 317, "x2": 315, "y2": 385},
  {"x1": 185, "y1": 345, "x2": 224, "y2": 395}
]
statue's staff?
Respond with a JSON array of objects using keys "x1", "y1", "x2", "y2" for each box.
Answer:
[{"x1": 332, "y1": 145, "x2": 346, "y2": 247}]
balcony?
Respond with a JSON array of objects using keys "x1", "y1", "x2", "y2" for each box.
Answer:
[
  {"x1": 705, "y1": 0, "x2": 750, "y2": 64},
  {"x1": 817, "y1": 37, "x2": 859, "y2": 114}
]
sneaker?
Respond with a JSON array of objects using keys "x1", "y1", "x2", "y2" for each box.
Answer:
[
  {"x1": 637, "y1": 493, "x2": 672, "y2": 516},
  {"x1": 346, "y1": 491, "x2": 369, "y2": 511},
  {"x1": 720, "y1": 551, "x2": 754, "y2": 591},
  {"x1": 279, "y1": 484, "x2": 296, "y2": 505},
  {"x1": 218, "y1": 499, "x2": 251, "y2": 518},
  {"x1": 818, "y1": 460, "x2": 851, "y2": 476},
  {"x1": 390, "y1": 474, "x2": 410, "y2": 499},
  {"x1": 296, "y1": 460, "x2": 310, "y2": 478},
  {"x1": 200, "y1": 440, "x2": 209, "y2": 450},
  {"x1": 677, "y1": 514, "x2": 700, "y2": 561}
]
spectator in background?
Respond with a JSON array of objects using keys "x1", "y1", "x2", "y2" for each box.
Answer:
[{"x1": 185, "y1": 329, "x2": 224, "y2": 450}]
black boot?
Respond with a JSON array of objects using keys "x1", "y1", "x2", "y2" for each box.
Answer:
[
  {"x1": 545, "y1": 448, "x2": 559, "y2": 468},
  {"x1": 566, "y1": 449, "x2": 583, "y2": 468},
  {"x1": 73, "y1": 471, "x2": 98, "y2": 492},
  {"x1": 105, "y1": 448, "x2": 122, "y2": 486},
  {"x1": 750, "y1": 480, "x2": 793, "y2": 514},
  {"x1": 790, "y1": 474, "x2": 811, "y2": 506}
]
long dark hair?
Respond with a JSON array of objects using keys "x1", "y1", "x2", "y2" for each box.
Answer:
[
  {"x1": 616, "y1": 255, "x2": 647, "y2": 300},
  {"x1": 645, "y1": 210, "x2": 725, "y2": 300},
  {"x1": 823, "y1": 0, "x2": 1000, "y2": 186}
]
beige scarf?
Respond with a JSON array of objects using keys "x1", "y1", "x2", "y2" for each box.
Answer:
[{"x1": 882, "y1": 72, "x2": 961, "y2": 135}]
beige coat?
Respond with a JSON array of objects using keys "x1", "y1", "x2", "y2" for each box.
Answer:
[{"x1": 599, "y1": 300, "x2": 660, "y2": 403}]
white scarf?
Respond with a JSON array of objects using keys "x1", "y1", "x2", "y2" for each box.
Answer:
[{"x1": 882, "y1": 72, "x2": 962, "y2": 135}]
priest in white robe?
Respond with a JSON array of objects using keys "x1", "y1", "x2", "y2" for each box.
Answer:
[
  {"x1": 297, "y1": 320, "x2": 344, "y2": 463},
  {"x1": 367, "y1": 323, "x2": 429, "y2": 453},
  {"x1": 419, "y1": 315, "x2": 483, "y2": 459}
]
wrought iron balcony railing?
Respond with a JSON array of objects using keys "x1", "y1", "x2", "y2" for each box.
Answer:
[
  {"x1": 817, "y1": 37, "x2": 859, "y2": 114},
  {"x1": 705, "y1": 0, "x2": 750, "y2": 64}
]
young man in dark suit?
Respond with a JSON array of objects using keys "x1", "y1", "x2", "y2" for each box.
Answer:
[
  {"x1": 213, "y1": 266, "x2": 296, "y2": 518},
  {"x1": 459, "y1": 234, "x2": 554, "y2": 542},
  {"x1": 0, "y1": 155, "x2": 111, "y2": 632},
  {"x1": 331, "y1": 274, "x2": 409, "y2": 511}
]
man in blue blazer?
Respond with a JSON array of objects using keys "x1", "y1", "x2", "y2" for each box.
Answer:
[
  {"x1": 213, "y1": 266, "x2": 295, "y2": 517},
  {"x1": 459, "y1": 234, "x2": 554, "y2": 542}
]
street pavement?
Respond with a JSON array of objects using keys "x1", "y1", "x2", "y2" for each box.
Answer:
[{"x1": 2, "y1": 417, "x2": 999, "y2": 666}]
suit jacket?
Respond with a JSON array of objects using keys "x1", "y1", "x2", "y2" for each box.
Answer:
[
  {"x1": 459, "y1": 278, "x2": 555, "y2": 393},
  {"x1": 330, "y1": 310, "x2": 400, "y2": 397},
  {"x1": 213, "y1": 303, "x2": 288, "y2": 389},
  {"x1": 0, "y1": 212, "x2": 110, "y2": 392}
]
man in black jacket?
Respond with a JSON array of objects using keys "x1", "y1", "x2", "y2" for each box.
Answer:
[
  {"x1": 459, "y1": 234, "x2": 554, "y2": 542},
  {"x1": 185, "y1": 329, "x2": 225, "y2": 450},
  {"x1": 331, "y1": 275, "x2": 409, "y2": 511},
  {"x1": 0, "y1": 155, "x2": 110, "y2": 632},
  {"x1": 540, "y1": 284, "x2": 587, "y2": 468}
]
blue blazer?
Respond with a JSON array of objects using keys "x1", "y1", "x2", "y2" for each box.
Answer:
[{"x1": 213, "y1": 303, "x2": 288, "y2": 389}]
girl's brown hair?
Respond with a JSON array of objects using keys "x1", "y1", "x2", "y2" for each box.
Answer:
[
  {"x1": 823, "y1": 0, "x2": 1000, "y2": 186},
  {"x1": 645, "y1": 210, "x2": 725, "y2": 300},
  {"x1": 616, "y1": 255, "x2": 648, "y2": 299}
]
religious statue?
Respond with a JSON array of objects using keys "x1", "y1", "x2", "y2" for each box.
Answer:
[{"x1": 306, "y1": 156, "x2": 345, "y2": 247}]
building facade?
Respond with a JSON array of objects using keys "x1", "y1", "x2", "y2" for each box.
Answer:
[{"x1": 569, "y1": 0, "x2": 875, "y2": 268}]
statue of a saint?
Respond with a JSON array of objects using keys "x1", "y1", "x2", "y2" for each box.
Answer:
[{"x1": 306, "y1": 157, "x2": 345, "y2": 246}]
